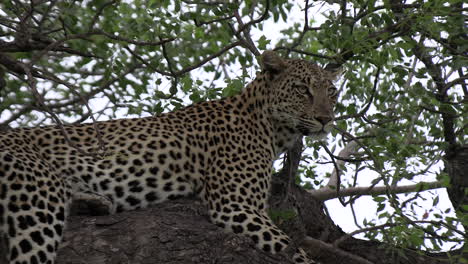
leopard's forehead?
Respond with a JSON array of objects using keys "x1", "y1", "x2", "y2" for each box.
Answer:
[{"x1": 284, "y1": 59, "x2": 332, "y2": 84}]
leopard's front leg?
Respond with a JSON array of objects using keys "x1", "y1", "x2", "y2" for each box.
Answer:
[
  {"x1": 207, "y1": 202, "x2": 315, "y2": 263},
  {"x1": 203, "y1": 154, "x2": 316, "y2": 264}
]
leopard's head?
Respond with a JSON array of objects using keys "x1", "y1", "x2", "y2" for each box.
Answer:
[{"x1": 261, "y1": 51, "x2": 341, "y2": 140}]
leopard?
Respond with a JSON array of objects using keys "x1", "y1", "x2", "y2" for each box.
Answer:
[{"x1": 0, "y1": 51, "x2": 340, "y2": 264}]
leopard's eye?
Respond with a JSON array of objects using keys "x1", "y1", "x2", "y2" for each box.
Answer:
[{"x1": 293, "y1": 83, "x2": 309, "y2": 95}]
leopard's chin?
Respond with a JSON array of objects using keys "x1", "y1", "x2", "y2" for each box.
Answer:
[
  {"x1": 298, "y1": 127, "x2": 329, "y2": 139},
  {"x1": 306, "y1": 131, "x2": 329, "y2": 140},
  {"x1": 298, "y1": 122, "x2": 333, "y2": 139}
]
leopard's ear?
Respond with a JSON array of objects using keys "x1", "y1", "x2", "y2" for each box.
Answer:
[
  {"x1": 260, "y1": 51, "x2": 287, "y2": 75},
  {"x1": 325, "y1": 63, "x2": 344, "y2": 81}
]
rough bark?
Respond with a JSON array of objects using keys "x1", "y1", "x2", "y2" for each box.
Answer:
[
  {"x1": 58, "y1": 199, "x2": 293, "y2": 264},
  {"x1": 444, "y1": 144, "x2": 468, "y2": 262},
  {"x1": 446, "y1": 144, "x2": 468, "y2": 215}
]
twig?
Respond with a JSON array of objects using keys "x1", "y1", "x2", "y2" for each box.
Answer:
[
  {"x1": 273, "y1": 47, "x2": 333, "y2": 60},
  {"x1": 194, "y1": 15, "x2": 235, "y2": 27},
  {"x1": 335, "y1": 67, "x2": 380, "y2": 121},
  {"x1": 234, "y1": 0, "x2": 270, "y2": 37},
  {"x1": 228, "y1": 0, "x2": 270, "y2": 56},
  {"x1": 175, "y1": 41, "x2": 242, "y2": 76},
  {"x1": 333, "y1": 218, "x2": 466, "y2": 248},
  {"x1": 325, "y1": 140, "x2": 359, "y2": 188},
  {"x1": 443, "y1": 74, "x2": 468, "y2": 93},
  {"x1": 88, "y1": 0, "x2": 118, "y2": 31},
  {"x1": 29, "y1": 31, "x2": 175, "y2": 65},
  {"x1": 320, "y1": 142, "x2": 343, "y2": 205},
  {"x1": 284, "y1": 0, "x2": 312, "y2": 55},
  {"x1": 233, "y1": 9, "x2": 260, "y2": 56},
  {"x1": 124, "y1": 46, "x2": 172, "y2": 76},
  {"x1": 36, "y1": 69, "x2": 107, "y2": 153},
  {"x1": 18, "y1": 62, "x2": 101, "y2": 157}
]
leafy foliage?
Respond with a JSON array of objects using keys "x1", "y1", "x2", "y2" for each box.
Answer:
[{"x1": 0, "y1": 0, "x2": 465, "y2": 261}]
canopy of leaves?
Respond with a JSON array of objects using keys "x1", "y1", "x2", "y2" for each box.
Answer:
[{"x1": 0, "y1": 0, "x2": 466, "y2": 262}]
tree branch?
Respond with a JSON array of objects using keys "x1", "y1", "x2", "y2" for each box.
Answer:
[
  {"x1": 175, "y1": 41, "x2": 242, "y2": 76},
  {"x1": 302, "y1": 236, "x2": 374, "y2": 264},
  {"x1": 326, "y1": 141, "x2": 359, "y2": 188},
  {"x1": 308, "y1": 181, "x2": 443, "y2": 201}
]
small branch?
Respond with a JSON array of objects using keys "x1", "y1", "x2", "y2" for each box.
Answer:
[
  {"x1": 124, "y1": 46, "x2": 172, "y2": 77},
  {"x1": 0, "y1": 104, "x2": 35, "y2": 127},
  {"x1": 420, "y1": 105, "x2": 459, "y2": 117},
  {"x1": 350, "y1": 201, "x2": 362, "y2": 229},
  {"x1": 110, "y1": 37, "x2": 229, "y2": 83},
  {"x1": 90, "y1": 30, "x2": 176, "y2": 47},
  {"x1": 37, "y1": 0, "x2": 58, "y2": 30},
  {"x1": 335, "y1": 67, "x2": 380, "y2": 121},
  {"x1": 182, "y1": 0, "x2": 228, "y2": 6},
  {"x1": 320, "y1": 142, "x2": 345, "y2": 205},
  {"x1": 35, "y1": 69, "x2": 108, "y2": 152},
  {"x1": 353, "y1": 4, "x2": 420, "y2": 22},
  {"x1": 326, "y1": 141, "x2": 359, "y2": 188},
  {"x1": 229, "y1": 0, "x2": 269, "y2": 56},
  {"x1": 334, "y1": 222, "x2": 401, "y2": 247},
  {"x1": 28, "y1": 31, "x2": 175, "y2": 65},
  {"x1": 308, "y1": 181, "x2": 443, "y2": 201},
  {"x1": 458, "y1": 69, "x2": 468, "y2": 97},
  {"x1": 230, "y1": 14, "x2": 257, "y2": 55},
  {"x1": 161, "y1": 40, "x2": 176, "y2": 77},
  {"x1": 273, "y1": 47, "x2": 333, "y2": 60},
  {"x1": 333, "y1": 126, "x2": 382, "y2": 172},
  {"x1": 0, "y1": 52, "x2": 37, "y2": 75},
  {"x1": 88, "y1": 0, "x2": 118, "y2": 31},
  {"x1": 194, "y1": 15, "x2": 235, "y2": 27},
  {"x1": 175, "y1": 41, "x2": 242, "y2": 76},
  {"x1": 159, "y1": 39, "x2": 180, "y2": 98},
  {"x1": 234, "y1": 0, "x2": 270, "y2": 37},
  {"x1": 284, "y1": 0, "x2": 314, "y2": 54},
  {"x1": 334, "y1": 218, "x2": 466, "y2": 248},
  {"x1": 444, "y1": 74, "x2": 468, "y2": 92},
  {"x1": 18, "y1": 62, "x2": 102, "y2": 157}
]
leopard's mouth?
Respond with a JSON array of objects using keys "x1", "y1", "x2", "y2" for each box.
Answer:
[{"x1": 297, "y1": 119, "x2": 333, "y2": 138}]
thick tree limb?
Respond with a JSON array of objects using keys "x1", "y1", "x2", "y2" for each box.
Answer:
[
  {"x1": 58, "y1": 180, "x2": 455, "y2": 264},
  {"x1": 302, "y1": 236, "x2": 374, "y2": 264},
  {"x1": 60, "y1": 199, "x2": 294, "y2": 264},
  {"x1": 445, "y1": 144, "x2": 468, "y2": 231}
]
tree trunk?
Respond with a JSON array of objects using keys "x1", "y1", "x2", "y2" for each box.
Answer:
[{"x1": 446, "y1": 145, "x2": 468, "y2": 216}]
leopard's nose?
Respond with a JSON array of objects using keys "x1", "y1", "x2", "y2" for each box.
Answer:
[{"x1": 316, "y1": 116, "x2": 333, "y2": 125}]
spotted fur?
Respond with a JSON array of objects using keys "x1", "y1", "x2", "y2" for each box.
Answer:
[{"x1": 0, "y1": 51, "x2": 339, "y2": 264}]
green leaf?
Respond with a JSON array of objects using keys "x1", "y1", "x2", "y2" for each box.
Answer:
[
  {"x1": 181, "y1": 76, "x2": 193, "y2": 93},
  {"x1": 373, "y1": 196, "x2": 386, "y2": 203},
  {"x1": 376, "y1": 203, "x2": 385, "y2": 213},
  {"x1": 222, "y1": 79, "x2": 243, "y2": 97},
  {"x1": 258, "y1": 35, "x2": 271, "y2": 50}
]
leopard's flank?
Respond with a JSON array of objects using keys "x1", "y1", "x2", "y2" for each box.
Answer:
[{"x1": 0, "y1": 51, "x2": 339, "y2": 264}]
